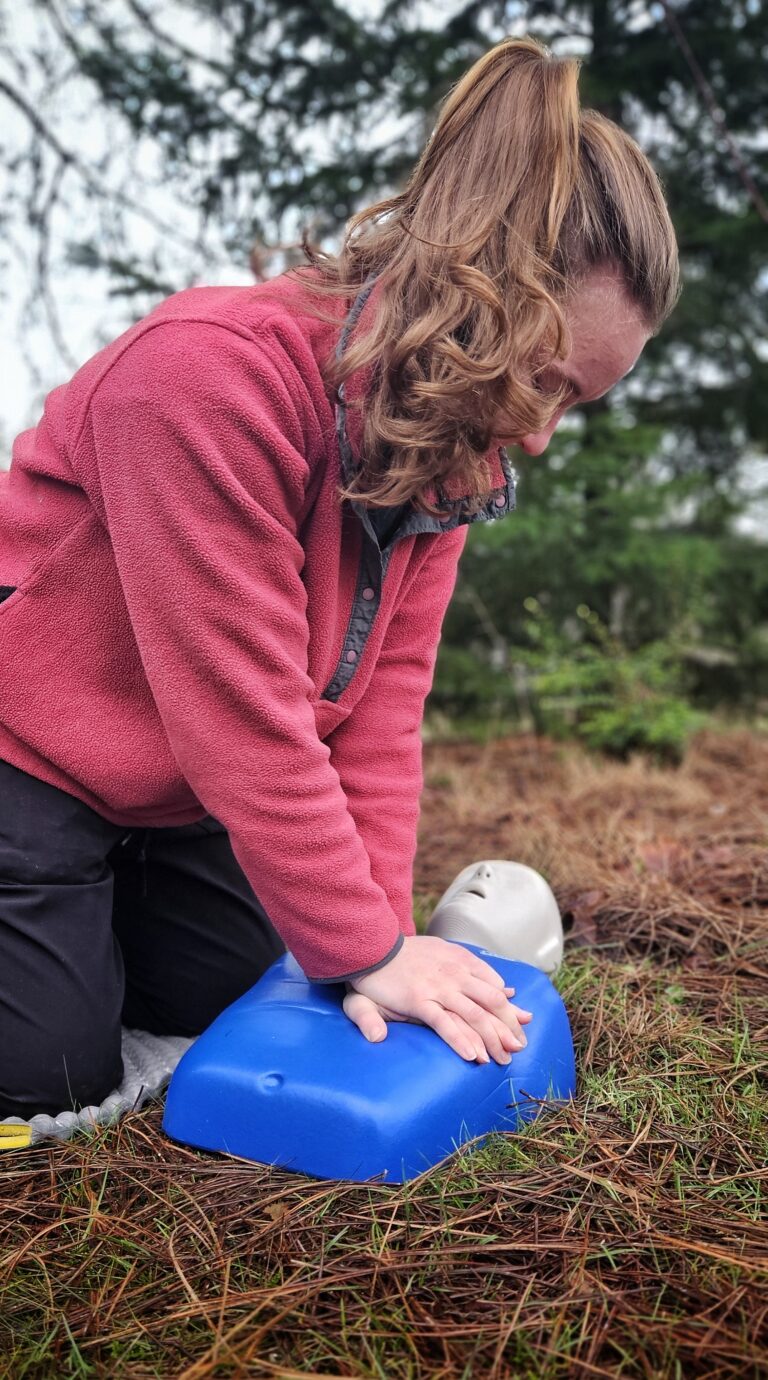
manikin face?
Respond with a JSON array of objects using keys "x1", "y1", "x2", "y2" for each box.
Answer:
[
  {"x1": 490, "y1": 267, "x2": 651, "y2": 456},
  {"x1": 428, "y1": 860, "x2": 564, "y2": 973}
]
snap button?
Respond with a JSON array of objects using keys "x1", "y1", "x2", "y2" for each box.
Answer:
[
  {"x1": 362, "y1": 587, "x2": 375, "y2": 600},
  {"x1": 494, "y1": 493, "x2": 506, "y2": 507},
  {"x1": 346, "y1": 649, "x2": 357, "y2": 663}
]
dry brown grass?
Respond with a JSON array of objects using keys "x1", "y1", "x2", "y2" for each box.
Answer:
[
  {"x1": 1, "y1": 727, "x2": 766, "y2": 1378},
  {"x1": 420, "y1": 726, "x2": 767, "y2": 982}
]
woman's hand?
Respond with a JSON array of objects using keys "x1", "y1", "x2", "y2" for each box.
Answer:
[{"x1": 342, "y1": 934, "x2": 532, "y2": 1064}]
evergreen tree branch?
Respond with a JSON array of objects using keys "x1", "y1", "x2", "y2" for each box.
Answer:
[
  {"x1": 659, "y1": 0, "x2": 768, "y2": 225},
  {"x1": 0, "y1": 74, "x2": 201, "y2": 249}
]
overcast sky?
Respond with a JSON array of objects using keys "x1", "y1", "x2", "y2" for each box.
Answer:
[
  {"x1": 1, "y1": 2, "x2": 765, "y2": 534},
  {"x1": 1, "y1": 3, "x2": 262, "y2": 443},
  {"x1": 0, "y1": 0, "x2": 473, "y2": 445}
]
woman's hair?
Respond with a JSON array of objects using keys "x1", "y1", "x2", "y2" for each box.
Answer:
[{"x1": 285, "y1": 35, "x2": 680, "y2": 518}]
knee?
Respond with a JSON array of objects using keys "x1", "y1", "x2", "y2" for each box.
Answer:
[{"x1": 0, "y1": 1020, "x2": 122, "y2": 1120}]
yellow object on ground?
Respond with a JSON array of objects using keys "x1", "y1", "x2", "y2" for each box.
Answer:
[{"x1": 0, "y1": 1123, "x2": 33, "y2": 1150}]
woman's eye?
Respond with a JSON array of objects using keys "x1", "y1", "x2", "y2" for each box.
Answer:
[
  {"x1": 532, "y1": 368, "x2": 560, "y2": 394},
  {"x1": 534, "y1": 372, "x2": 572, "y2": 404}
]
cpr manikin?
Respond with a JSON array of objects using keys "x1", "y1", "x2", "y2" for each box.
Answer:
[
  {"x1": 426, "y1": 860, "x2": 564, "y2": 974},
  {"x1": 161, "y1": 858, "x2": 574, "y2": 1177},
  {"x1": 2, "y1": 859, "x2": 566, "y2": 1150}
]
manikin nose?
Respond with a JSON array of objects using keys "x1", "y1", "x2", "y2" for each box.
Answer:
[{"x1": 466, "y1": 863, "x2": 494, "y2": 898}]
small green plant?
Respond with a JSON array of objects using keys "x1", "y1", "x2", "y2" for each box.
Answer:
[
  {"x1": 576, "y1": 695, "x2": 702, "y2": 761},
  {"x1": 431, "y1": 601, "x2": 706, "y2": 761},
  {"x1": 519, "y1": 600, "x2": 705, "y2": 763}
]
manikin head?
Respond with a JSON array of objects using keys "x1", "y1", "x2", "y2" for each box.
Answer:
[{"x1": 427, "y1": 861, "x2": 564, "y2": 974}]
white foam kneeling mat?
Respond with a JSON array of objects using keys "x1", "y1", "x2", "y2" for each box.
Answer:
[{"x1": 0, "y1": 1028, "x2": 194, "y2": 1148}]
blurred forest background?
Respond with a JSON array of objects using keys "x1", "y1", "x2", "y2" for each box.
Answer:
[{"x1": 1, "y1": 0, "x2": 766, "y2": 761}]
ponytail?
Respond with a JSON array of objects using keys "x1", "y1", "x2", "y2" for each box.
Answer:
[
  {"x1": 288, "y1": 36, "x2": 679, "y2": 518},
  {"x1": 413, "y1": 38, "x2": 579, "y2": 262}
]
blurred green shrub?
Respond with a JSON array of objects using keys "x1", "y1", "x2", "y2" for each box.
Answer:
[{"x1": 431, "y1": 601, "x2": 705, "y2": 763}]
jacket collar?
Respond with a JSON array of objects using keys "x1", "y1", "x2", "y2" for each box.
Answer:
[{"x1": 334, "y1": 274, "x2": 516, "y2": 535}]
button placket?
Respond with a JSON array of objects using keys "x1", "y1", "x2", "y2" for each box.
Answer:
[
  {"x1": 324, "y1": 276, "x2": 518, "y2": 704},
  {"x1": 322, "y1": 524, "x2": 383, "y2": 701}
]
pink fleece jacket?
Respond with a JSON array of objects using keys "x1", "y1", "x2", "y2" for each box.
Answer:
[{"x1": 0, "y1": 270, "x2": 509, "y2": 981}]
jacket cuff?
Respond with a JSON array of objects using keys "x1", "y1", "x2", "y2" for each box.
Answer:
[{"x1": 307, "y1": 931, "x2": 405, "y2": 985}]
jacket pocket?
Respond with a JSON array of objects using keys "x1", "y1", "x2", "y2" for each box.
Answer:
[
  {"x1": 0, "y1": 586, "x2": 17, "y2": 606},
  {"x1": 312, "y1": 697, "x2": 352, "y2": 740}
]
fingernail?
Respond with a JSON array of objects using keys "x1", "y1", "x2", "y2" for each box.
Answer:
[
  {"x1": 499, "y1": 1053, "x2": 511, "y2": 1065},
  {"x1": 477, "y1": 1051, "x2": 490, "y2": 1064}
]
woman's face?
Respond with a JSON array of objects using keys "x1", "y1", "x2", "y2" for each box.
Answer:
[{"x1": 490, "y1": 267, "x2": 651, "y2": 456}]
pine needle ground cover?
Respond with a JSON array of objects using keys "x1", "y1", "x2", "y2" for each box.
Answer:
[{"x1": 1, "y1": 729, "x2": 765, "y2": 1379}]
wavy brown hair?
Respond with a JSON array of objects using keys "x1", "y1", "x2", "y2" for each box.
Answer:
[{"x1": 282, "y1": 35, "x2": 680, "y2": 518}]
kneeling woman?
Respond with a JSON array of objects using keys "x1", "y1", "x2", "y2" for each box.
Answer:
[{"x1": 0, "y1": 36, "x2": 678, "y2": 1119}]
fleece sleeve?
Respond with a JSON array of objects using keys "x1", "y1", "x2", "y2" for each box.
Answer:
[
  {"x1": 75, "y1": 317, "x2": 404, "y2": 982},
  {"x1": 324, "y1": 525, "x2": 467, "y2": 962}
]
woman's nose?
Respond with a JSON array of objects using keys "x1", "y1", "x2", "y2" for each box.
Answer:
[{"x1": 518, "y1": 421, "x2": 558, "y2": 456}]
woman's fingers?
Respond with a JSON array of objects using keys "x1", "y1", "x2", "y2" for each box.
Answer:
[
  {"x1": 343, "y1": 986, "x2": 532, "y2": 1066},
  {"x1": 458, "y1": 955, "x2": 534, "y2": 1020},
  {"x1": 502, "y1": 985, "x2": 534, "y2": 1024},
  {"x1": 343, "y1": 941, "x2": 535, "y2": 1066},
  {"x1": 415, "y1": 1002, "x2": 490, "y2": 1063},
  {"x1": 460, "y1": 975, "x2": 534, "y2": 1030},
  {"x1": 464, "y1": 953, "x2": 508, "y2": 986},
  {"x1": 444, "y1": 993, "x2": 526, "y2": 1063},
  {"x1": 437, "y1": 966, "x2": 534, "y2": 1061},
  {"x1": 342, "y1": 990, "x2": 484, "y2": 1062},
  {"x1": 342, "y1": 990, "x2": 388, "y2": 1043}
]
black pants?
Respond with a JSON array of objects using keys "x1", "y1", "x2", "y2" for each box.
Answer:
[{"x1": 0, "y1": 759, "x2": 285, "y2": 1119}]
